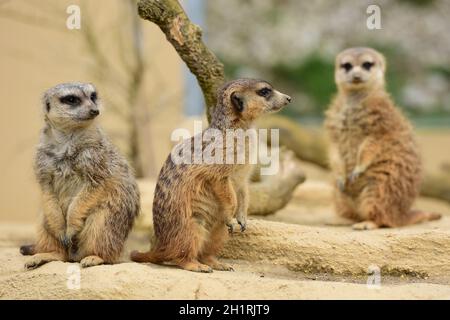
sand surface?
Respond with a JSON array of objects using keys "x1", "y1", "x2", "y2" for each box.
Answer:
[
  {"x1": 1, "y1": 223, "x2": 450, "y2": 300},
  {"x1": 1, "y1": 171, "x2": 450, "y2": 299}
]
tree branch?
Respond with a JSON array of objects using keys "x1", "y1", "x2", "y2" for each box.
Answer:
[
  {"x1": 256, "y1": 115, "x2": 329, "y2": 169},
  {"x1": 421, "y1": 171, "x2": 450, "y2": 204},
  {"x1": 248, "y1": 148, "x2": 306, "y2": 215},
  {"x1": 137, "y1": 0, "x2": 225, "y2": 121}
]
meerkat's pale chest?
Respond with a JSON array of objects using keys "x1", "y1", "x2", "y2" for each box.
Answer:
[
  {"x1": 333, "y1": 104, "x2": 367, "y2": 167},
  {"x1": 41, "y1": 143, "x2": 85, "y2": 214}
]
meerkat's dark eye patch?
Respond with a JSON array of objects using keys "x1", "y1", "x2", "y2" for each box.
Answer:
[
  {"x1": 90, "y1": 92, "x2": 97, "y2": 103},
  {"x1": 362, "y1": 61, "x2": 375, "y2": 70},
  {"x1": 231, "y1": 92, "x2": 244, "y2": 112},
  {"x1": 341, "y1": 63, "x2": 353, "y2": 72},
  {"x1": 60, "y1": 95, "x2": 81, "y2": 107},
  {"x1": 257, "y1": 87, "x2": 272, "y2": 98}
]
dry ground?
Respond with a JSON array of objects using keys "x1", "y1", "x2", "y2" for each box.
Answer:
[
  {"x1": 1, "y1": 176, "x2": 450, "y2": 299},
  {"x1": 1, "y1": 130, "x2": 449, "y2": 299}
]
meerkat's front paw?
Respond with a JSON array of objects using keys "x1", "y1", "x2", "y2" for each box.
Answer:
[
  {"x1": 24, "y1": 256, "x2": 47, "y2": 270},
  {"x1": 348, "y1": 166, "x2": 365, "y2": 184},
  {"x1": 24, "y1": 252, "x2": 64, "y2": 270},
  {"x1": 238, "y1": 220, "x2": 247, "y2": 232},
  {"x1": 226, "y1": 221, "x2": 234, "y2": 234},
  {"x1": 336, "y1": 176, "x2": 346, "y2": 192},
  {"x1": 352, "y1": 220, "x2": 379, "y2": 230},
  {"x1": 63, "y1": 228, "x2": 79, "y2": 251},
  {"x1": 65, "y1": 227, "x2": 77, "y2": 241},
  {"x1": 59, "y1": 234, "x2": 72, "y2": 249},
  {"x1": 236, "y1": 212, "x2": 247, "y2": 232}
]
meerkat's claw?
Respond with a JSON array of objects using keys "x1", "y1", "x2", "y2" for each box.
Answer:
[
  {"x1": 24, "y1": 259, "x2": 41, "y2": 270},
  {"x1": 60, "y1": 235, "x2": 72, "y2": 249},
  {"x1": 348, "y1": 171, "x2": 360, "y2": 184},
  {"x1": 348, "y1": 166, "x2": 366, "y2": 184},
  {"x1": 336, "y1": 177, "x2": 346, "y2": 192},
  {"x1": 238, "y1": 221, "x2": 247, "y2": 232},
  {"x1": 226, "y1": 222, "x2": 234, "y2": 234}
]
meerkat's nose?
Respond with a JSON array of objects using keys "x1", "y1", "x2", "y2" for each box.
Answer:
[
  {"x1": 286, "y1": 95, "x2": 292, "y2": 103},
  {"x1": 90, "y1": 109, "x2": 100, "y2": 117}
]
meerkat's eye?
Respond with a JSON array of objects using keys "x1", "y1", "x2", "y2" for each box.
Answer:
[
  {"x1": 60, "y1": 95, "x2": 81, "y2": 106},
  {"x1": 341, "y1": 63, "x2": 353, "y2": 72},
  {"x1": 362, "y1": 61, "x2": 374, "y2": 70},
  {"x1": 257, "y1": 87, "x2": 272, "y2": 98},
  {"x1": 90, "y1": 92, "x2": 97, "y2": 103}
]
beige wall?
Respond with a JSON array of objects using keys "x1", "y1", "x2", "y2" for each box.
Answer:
[
  {"x1": 3, "y1": 1, "x2": 447, "y2": 226},
  {"x1": 0, "y1": 0, "x2": 183, "y2": 222}
]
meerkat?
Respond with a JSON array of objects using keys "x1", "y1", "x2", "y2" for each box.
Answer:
[
  {"x1": 325, "y1": 47, "x2": 441, "y2": 230},
  {"x1": 131, "y1": 79, "x2": 291, "y2": 272},
  {"x1": 20, "y1": 82, "x2": 140, "y2": 269}
]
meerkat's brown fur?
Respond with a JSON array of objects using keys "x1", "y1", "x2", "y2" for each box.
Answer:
[
  {"x1": 131, "y1": 79, "x2": 291, "y2": 272},
  {"x1": 325, "y1": 47, "x2": 440, "y2": 230},
  {"x1": 20, "y1": 82, "x2": 140, "y2": 269}
]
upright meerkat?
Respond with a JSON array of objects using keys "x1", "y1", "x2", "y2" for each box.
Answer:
[
  {"x1": 20, "y1": 82, "x2": 140, "y2": 269},
  {"x1": 131, "y1": 79, "x2": 291, "y2": 272},
  {"x1": 325, "y1": 47, "x2": 440, "y2": 230}
]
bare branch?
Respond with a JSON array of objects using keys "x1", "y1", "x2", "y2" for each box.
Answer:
[{"x1": 137, "y1": 0, "x2": 225, "y2": 121}]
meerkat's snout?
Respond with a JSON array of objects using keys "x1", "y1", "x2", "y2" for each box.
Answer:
[
  {"x1": 335, "y1": 47, "x2": 386, "y2": 91},
  {"x1": 269, "y1": 90, "x2": 292, "y2": 112},
  {"x1": 281, "y1": 92, "x2": 292, "y2": 103},
  {"x1": 89, "y1": 108, "x2": 100, "y2": 118},
  {"x1": 351, "y1": 72, "x2": 363, "y2": 84}
]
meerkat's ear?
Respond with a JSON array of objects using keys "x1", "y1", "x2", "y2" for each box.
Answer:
[{"x1": 231, "y1": 91, "x2": 245, "y2": 113}]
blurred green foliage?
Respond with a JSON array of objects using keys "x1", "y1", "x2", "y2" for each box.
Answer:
[
  {"x1": 429, "y1": 65, "x2": 450, "y2": 80},
  {"x1": 222, "y1": 58, "x2": 242, "y2": 80},
  {"x1": 271, "y1": 54, "x2": 336, "y2": 114}
]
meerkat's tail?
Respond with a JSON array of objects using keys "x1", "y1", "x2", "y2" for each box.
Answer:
[
  {"x1": 130, "y1": 249, "x2": 164, "y2": 264},
  {"x1": 20, "y1": 244, "x2": 36, "y2": 256},
  {"x1": 402, "y1": 210, "x2": 441, "y2": 226}
]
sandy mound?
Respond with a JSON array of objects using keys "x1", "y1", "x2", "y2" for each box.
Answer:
[
  {"x1": 1, "y1": 227, "x2": 450, "y2": 299},
  {"x1": 1, "y1": 175, "x2": 450, "y2": 299},
  {"x1": 2, "y1": 250, "x2": 450, "y2": 299},
  {"x1": 223, "y1": 218, "x2": 450, "y2": 279}
]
